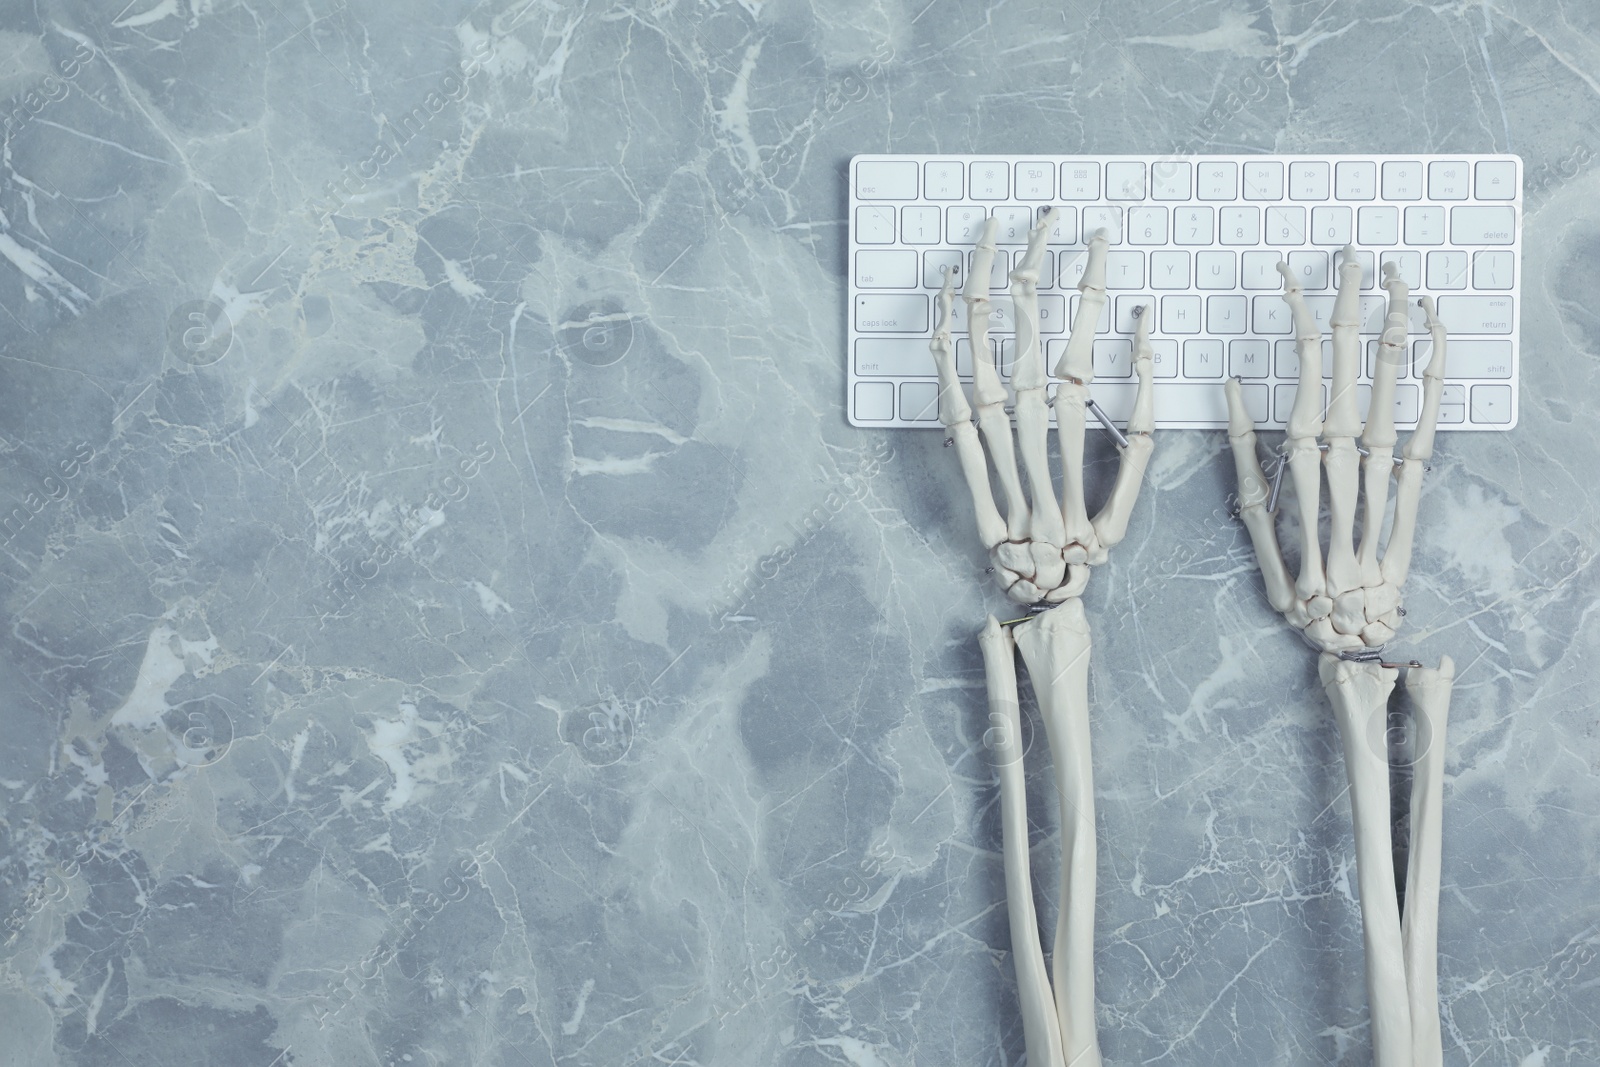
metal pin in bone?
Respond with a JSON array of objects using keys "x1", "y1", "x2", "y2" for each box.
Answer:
[{"x1": 1084, "y1": 398, "x2": 1130, "y2": 449}]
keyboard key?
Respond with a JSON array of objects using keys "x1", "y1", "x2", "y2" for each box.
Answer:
[
  {"x1": 1034, "y1": 251, "x2": 1057, "y2": 289},
  {"x1": 1335, "y1": 161, "x2": 1377, "y2": 200},
  {"x1": 967, "y1": 249, "x2": 1010, "y2": 291},
  {"x1": 1404, "y1": 205, "x2": 1446, "y2": 244},
  {"x1": 1061, "y1": 248, "x2": 1091, "y2": 289},
  {"x1": 1163, "y1": 295, "x2": 1202, "y2": 334},
  {"x1": 856, "y1": 160, "x2": 917, "y2": 199},
  {"x1": 1082, "y1": 206, "x2": 1124, "y2": 244},
  {"x1": 899, "y1": 381, "x2": 940, "y2": 421},
  {"x1": 1015, "y1": 161, "x2": 1054, "y2": 200},
  {"x1": 856, "y1": 338, "x2": 937, "y2": 377},
  {"x1": 1265, "y1": 206, "x2": 1306, "y2": 244},
  {"x1": 1220, "y1": 206, "x2": 1259, "y2": 245},
  {"x1": 1242, "y1": 251, "x2": 1283, "y2": 289},
  {"x1": 1470, "y1": 384, "x2": 1513, "y2": 424},
  {"x1": 900, "y1": 206, "x2": 941, "y2": 245},
  {"x1": 1438, "y1": 384, "x2": 1466, "y2": 424},
  {"x1": 1035, "y1": 296, "x2": 1068, "y2": 333},
  {"x1": 1128, "y1": 206, "x2": 1168, "y2": 245},
  {"x1": 855, "y1": 381, "x2": 894, "y2": 420},
  {"x1": 1114, "y1": 295, "x2": 1155, "y2": 332},
  {"x1": 857, "y1": 206, "x2": 894, "y2": 244},
  {"x1": 1274, "y1": 383, "x2": 1325, "y2": 421},
  {"x1": 1287, "y1": 250, "x2": 1328, "y2": 289},
  {"x1": 1196, "y1": 250, "x2": 1236, "y2": 289},
  {"x1": 1151, "y1": 161, "x2": 1192, "y2": 199},
  {"x1": 1254, "y1": 296, "x2": 1292, "y2": 334},
  {"x1": 1289, "y1": 161, "x2": 1331, "y2": 199},
  {"x1": 1382, "y1": 160, "x2": 1424, "y2": 199},
  {"x1": 1042, "y1": 205, "x2": 1077, "y2": 243},
  {"x1": 1060, "y1": 162, "x2": 1099, "y2": 199},
  {"x1": 1474, "y1": 160, "x2": 1517, "y2": 200},
  {"x1": 1338, "y1": 247, "x2": 1376, "y2": 289},
  {"x1": 1243, "y1": 161, "x2": 1283, "y2": 199},
  {"x1": 1173, "y1": 207, "x2": 1215, "y2": 245},
  {"x1": 1183, "y1": 338, "x2": 1224, "y2": 376},
  {"x1": 955, "y1": 338, "x2": 997, "y2": 375},
  {"x1": 1311, "y1": 205, "x2": 1352, "y2": 245},
  {"x1": 1426, "y1": 250, "x2": 1468, "y2": 290},
  {"x1": 1150, "y1": 250, "x2": 1190, "y2": 289},
  {"x1": 1365, "y1": 339, "x2": 1411, "y2": 380},
  {"x1": 856, "y1": 293, "x2": 928, "y2": 332},
  {"x1": 1436, "y1": 294, "x2": 1514, "y2": 334},
  {"x1": 1106, "y1": 162, "x2": 1146, "y2": 199},
  {"x1": 1229, "y1": 339, "x2": 1270, "y2": 377},
  {"x1": 856, "y1": 250, "x2": 918, "y2": 288},
  {"x1": 1428, "y1": 160, "x2": 1470, "y2": 200},
  {"x1": 970, "y1": 161, "x2": 1009, "y2": 199},
  {"x1": 1274, "y1": 340, "x2": 1334, "y2": 379},
  {"x1": 947, "y1": 206, "x2": 988, "y2": 244},
  {"x1": 1094, "y1": 338, "x2": 1133, "y2": 377},
  {"x1": 1415, "y1": 338, "x2": 1511, "y2": 377},
  {"x1": 1472, "y1": 249, "x2": 1514, "y2": 289},
  {"x1": 1207, "y1": 295, "x2": 1248, "y2": 333},
  {"x1": 1450, "y1": 205, "x2": 1517, "y2": 244},
  {"x1": 1357, "y1": 205, "x2": 1399, "y2": 245},
  {"x1": 1197, "y1": 161, "x2": 1237, "y2": 200},
  {"x1": 1380, "y1": 250, "x2": 1420, "y2": 289},
  {"x1": 1357, "y1": 383, "x2": 1420, "y2": 424},
  {"x1": 1149, "y1": 339, "x2": 1178, "y2": 377},
  {"x1": 992, "y1": 207, "x2": 1034, "y2": 244},
  {"x1": 925, "y1": 161, "x2": 963, "y2": 200},
  {"x1": 1106, "y1": 250, "x2": 1144, "y2": 289},
  {"x1": 924, "y1": 250, "x2": 963, "y2": 289}
]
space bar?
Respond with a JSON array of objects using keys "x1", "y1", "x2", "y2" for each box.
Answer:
[{"x1": 1086, "y1": 381, "x2": 1266, "y2": 424}]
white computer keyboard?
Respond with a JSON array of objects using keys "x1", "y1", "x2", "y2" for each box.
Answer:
[{"x1": 847, "y1": 154, "x2": 1521, "y2": 430}]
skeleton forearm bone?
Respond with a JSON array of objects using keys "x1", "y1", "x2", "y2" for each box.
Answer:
[
  {"x1": 1225, "y1": 243, "x2": 1453, "y2": 1067},
  {"x1": 932, "y1": 214, "x2": 1154, "y2": 1067}
]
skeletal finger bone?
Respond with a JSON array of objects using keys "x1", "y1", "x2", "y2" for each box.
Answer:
[
  {"x1": 931, "y1": 272, "x2": 1007, "y2": 551},
  {"x1": 980, "y1": 617, "x2": 1069, "y2": 1067},
  {"x1": 1089, "y1": 302, "x2": 1156, "y2": 558},
  {"x1": 1011, "y1": 209, "x2": 1068, "y2": 583},
  {"x1": 1276, "y1": 260, "x2": 1330, "y2": 605},
  {"x1": 968, "y1": 218, "x2": 1031, "y2": 544},
  {"x1": 1382, "y1": 294, "x2": 1448, "y2": 592},
  {"x1": 1402, "y1": 657, "x2": 1455, "y2": 1067},
  {"x1": 1356, "y1": 261, "x2": 1409, "y2": 595},
  {"x1": 1013, "y1": 601, "x2": 1102, "y2": 1067},
  {"x1": 1320, "y1": 655, "x2": 1414, "y2": 1067},
  {"x1": 1054, "y1": 230, "x2": 1111, "y2": 561},
  {"x1": 1322, "y1": 248, "x2": 1364, "y2": 599},
  {"x1": 1225, "y1": 377, "x2": 1296, "y2": 613}
]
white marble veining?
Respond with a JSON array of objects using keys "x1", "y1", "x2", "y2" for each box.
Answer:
[{"x1": 0, "y1": 1, "x2": 1596, "y2": 1064}]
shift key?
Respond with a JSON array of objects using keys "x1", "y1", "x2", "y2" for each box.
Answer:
[
  {"x1": 1415, "y1": 339, "x2": 1512, "y2": 378},
  {"x1": 856, "y1": 294, "x2": 929, "y2": 332},
  {"x1": 1435, "y1": 295, "x2": 1514, "y2": 334}
]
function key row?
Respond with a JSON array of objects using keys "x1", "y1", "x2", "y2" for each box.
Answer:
[
  {"x1": 856, "y1": 159, "x2": 1518, "y2": 204},
  {"x1": 859, "y1": 203, "x2": 1518, "y2": 248}
]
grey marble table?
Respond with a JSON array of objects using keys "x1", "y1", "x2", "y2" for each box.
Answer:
[{"x1": 1, "y1": 1, "x2": 1595, "y2": 1064}]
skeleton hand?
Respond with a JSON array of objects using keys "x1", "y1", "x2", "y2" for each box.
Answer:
[
  {"x1": 932, "y1": 214, "x2": 1154, "y2": 606},
  {"x1": 931, "y1": 213, "x2": 1155, "y2": 1067},
  {"x1": 1224, "y1": 247, "x2": 1457, "y2": 1067}
]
